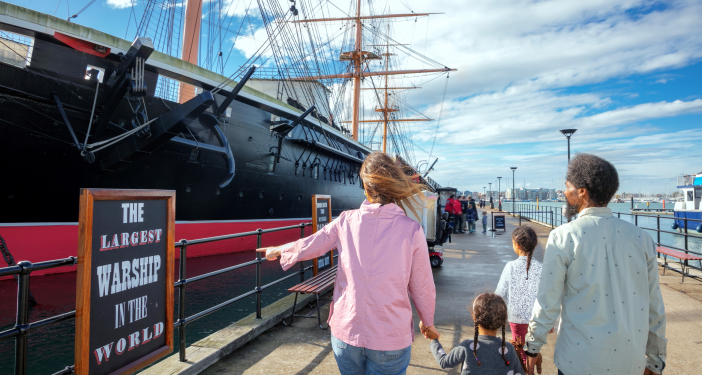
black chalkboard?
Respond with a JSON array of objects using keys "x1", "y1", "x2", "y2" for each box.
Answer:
[
  {"x1": 312, "y1": 195, "x2": 332, "y2": 274},
  {"x1": 76, "y1": 189, "x2": 175, "y2": 375},
  {"x1": 494, "y1": 215, "x2": 506, "y2": 231}
]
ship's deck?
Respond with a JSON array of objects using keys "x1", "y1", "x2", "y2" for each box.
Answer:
[{"x1": 0, "y1": 1, "x2": 370, "y2": 152}]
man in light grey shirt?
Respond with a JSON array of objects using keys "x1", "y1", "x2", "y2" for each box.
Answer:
[{"x1": 525, "y1": 154, "x2": 667, "y2": 375}]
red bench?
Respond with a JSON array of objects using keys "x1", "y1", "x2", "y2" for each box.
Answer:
[
  {"x1": 656, "y1": 246, "x2": 702, "y2": 283},
  {"x1": 283, "y1": 265, "x2": 337, "y2": 329}
]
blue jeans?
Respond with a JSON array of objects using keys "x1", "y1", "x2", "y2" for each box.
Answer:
[{"x1": 331, "y1": 333, "x2": 411, "y2": 375}]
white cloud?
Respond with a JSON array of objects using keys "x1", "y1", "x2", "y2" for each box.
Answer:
[
  {"x1": 230, "y1": 0, "x2": 702, "y2": 193},
  {"x1": 106, "y1": 0, "x2": 135, "y2": 9},
  {"x1": 233, "y1": 27, "x2": 271, "y2": 59}
]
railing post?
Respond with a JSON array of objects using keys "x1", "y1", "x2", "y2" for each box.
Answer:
[
  {"x1": 635, "y1": 214, "x2": 638, "y2": 226},
  {"x1": 519, "y1": 212, "x2": 522, "y2": 226},
  {"x1": 178, "y1": 240, "x2": 188, "y2": 362},
  {"x1": 684, "y1": 218, "x2": 689, "y2": 255},
  {"x1": 15, "y1": 261, "x2": 32, "y2": 375},
  {"x1": 551, "y1": 210, "x2": 554, "y2": 229},
  {"x1": 256, "y1": 228, "x2": 263, "y2": 319},
  {"x1": 300, "y1": 224, "x2": 306, "y2": 283},
  {"x1": 656, "y1": 215, "x2": 661, "y2": 246}
]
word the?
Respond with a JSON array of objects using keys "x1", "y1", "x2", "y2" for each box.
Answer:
[
  {"x1": 122, "y1": 203, "x2": 144, "y2": 223},
  {"x1": 93, "y1": 322, "x2": 164, "y2": 365},
  {"x1": 115, "y1": 295, "x2": 148, "y2": 328},
  {"x1": 96, "y1": 256, "x2": 161, "y2": 297}
]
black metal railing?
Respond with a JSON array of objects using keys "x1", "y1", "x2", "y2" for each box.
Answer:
[
  {"x1": 0, "y1": 222, "x2": 312, "y2": 375},
  {"x1": 491, "y1": 210, "x2": 555, "y2": 230},
  {"x1": 501, "y1": 203, "x2": 702, "y2": 276},
  {"x1": 0, "y1": 257, "x2": 77, "y2": 375},
  {"x1": 173, "y1": 223, "x2": 312, "y2": 362}
]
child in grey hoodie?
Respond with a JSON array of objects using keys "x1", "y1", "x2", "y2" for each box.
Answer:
[
  {"x1": 426, "y1": 293, "x2": 523, "y2": 374},
  {"x1": 481, "y1": 211, "x2": 488, "y2": 233}
]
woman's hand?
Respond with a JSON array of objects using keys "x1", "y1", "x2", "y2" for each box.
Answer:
[
  {"x1": 256, "y1": 247, "x2": 281, "y2": 261},
  {"x1": 419, "y1": 321, "x2": 440, "y2": 340}
]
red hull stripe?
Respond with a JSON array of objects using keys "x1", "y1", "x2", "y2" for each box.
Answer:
[{"x1": 0, "y1": 219, "x2": 312, "y2": 278}]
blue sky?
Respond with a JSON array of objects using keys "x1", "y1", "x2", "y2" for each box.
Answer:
[{"x1": 12, "y1": 0, "x2": 702, "y2": 195}]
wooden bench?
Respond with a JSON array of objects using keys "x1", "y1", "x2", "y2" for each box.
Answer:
[
  {"x1": 283, "y1": 265, "x2": 337, "y2": 329},
  {"x1": 657, "y1": 246, "x2": 702, "y2": 283}
]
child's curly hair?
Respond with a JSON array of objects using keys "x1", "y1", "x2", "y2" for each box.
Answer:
[
  {"x1": 511, "y1": 226, "x2": 538, "y2": 279},
  {"x1": 470, "y1": 293, "x2": 509, "y2": 367}
]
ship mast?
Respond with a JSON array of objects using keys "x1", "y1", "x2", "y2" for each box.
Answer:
[
  {"x1": 179, "y1": 0, "x2": 202, "y2": 103},
  {"x1": 291, "y1": 4, "x2": 455, "y2": 142}
]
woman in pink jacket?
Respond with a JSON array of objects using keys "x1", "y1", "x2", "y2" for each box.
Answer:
[{"x1": 258, "y1": 152, "x2": 438, "y2": 375}]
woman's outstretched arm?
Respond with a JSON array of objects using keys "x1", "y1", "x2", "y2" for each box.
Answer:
[{"x1": 257, "y1": 213, "x2": 342, "y2": 271}]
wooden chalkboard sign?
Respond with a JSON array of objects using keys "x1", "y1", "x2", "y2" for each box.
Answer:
[
  {"x1": 75, "y1": 189, "x2": 175, "y2": 375},
  {"x1": 494, "y1": 215, "x2": 506, "y2": 231},
  {"x1": 311, "y1": 194, "x2": 332, "y2": 275}
]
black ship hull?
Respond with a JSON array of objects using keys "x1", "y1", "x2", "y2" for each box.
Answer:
[{"x1": 0, "y1": 9, "x2": 368, "y2": 272}]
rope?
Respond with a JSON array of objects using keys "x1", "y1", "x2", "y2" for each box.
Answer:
[
  {"x1": 85, "y1": 117, "x2": 157, "y2": 153},
  {"x1": 81, "y1": 79, "x2": 99, "y2": 155},
  {"x1": 428, "y1": 73, "x2": 449, "y2": 161}
]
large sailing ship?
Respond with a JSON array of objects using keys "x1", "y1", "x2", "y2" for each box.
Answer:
[{"x1": 0, "y1": 0, "x2": 453, "y2": 274}]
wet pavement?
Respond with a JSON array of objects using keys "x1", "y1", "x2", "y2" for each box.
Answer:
[{"x1": 200, "y1": 208, "x2": 701, "y2": 375}]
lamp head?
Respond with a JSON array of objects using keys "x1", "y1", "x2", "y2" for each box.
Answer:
[
  {"x1": 559, "y1": 129, "x2": 577, "y2": 138},
  {"x1": 510, "y1": 167, "x2": 517, "y2": 171},
  {"x1": 497, "y1": 177, "x2": 502, "y2": 179}
]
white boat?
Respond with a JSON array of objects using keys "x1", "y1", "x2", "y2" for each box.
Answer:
[{"x1": 673, "y1": 173, "x2": 702, "y2": 234}]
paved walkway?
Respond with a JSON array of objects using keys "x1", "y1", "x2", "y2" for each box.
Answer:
[{"x1": 201, "y1": 209, "x2": 701, "y2": 375}]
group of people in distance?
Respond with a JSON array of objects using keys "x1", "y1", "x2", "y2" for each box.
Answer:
[
  {"x1": 258, "y1": 152, "x2": 667, "y2": 375},
  {"x1": 446, "y1": 194, "x2": 488, "y2": 233}
]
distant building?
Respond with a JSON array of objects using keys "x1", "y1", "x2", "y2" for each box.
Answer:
[{"x1": 505, "y1": 187, "x2": 557, "y2": 200}]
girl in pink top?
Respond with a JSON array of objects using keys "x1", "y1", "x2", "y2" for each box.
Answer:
[{"x1": 259, "y1": 152, "x2": 438, "y2": 375}]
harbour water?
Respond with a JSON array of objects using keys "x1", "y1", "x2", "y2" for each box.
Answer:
[
  {"x1": 0, "y1": 250, "x2": 313, "y2": 375},
  {"x1": 501, "y1": 201, "x2": 702, "y2": 255}
]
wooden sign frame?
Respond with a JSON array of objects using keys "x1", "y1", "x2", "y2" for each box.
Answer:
[
  {"x1": 75, "y1": 189, "x2": 175, "y2": 375},
  {"x1": 311, "y1": 194, "x2": 332, "y2": 275}
]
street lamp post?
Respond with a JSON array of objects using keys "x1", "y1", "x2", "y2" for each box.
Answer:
[
  {"x1": 497, "y1": 177, "x2": 502, "y2": 211},
  {"x1": 559, "y1": 129, "x2": 578, "y2": 163},
  {"x1": 510, "y1": 167, "x2": 517, "y2": 215},
  {"x1": 489, "y1": 183, "x2": 493, "y2": 209},
  {"x1": 483, "y1": 187, "x2": 486, "y2": 207}
]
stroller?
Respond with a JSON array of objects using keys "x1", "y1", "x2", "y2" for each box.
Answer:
[{"x1": 438, "y1": 212, "x2": 453, "y2": 245}]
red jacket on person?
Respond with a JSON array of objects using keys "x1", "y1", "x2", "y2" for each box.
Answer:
[
  {"x1": 445, "y1": 198, "x2": 462, "y2": 215},
  {"x1": 452, "y1": 199, "x2": 462, "y2": 215},
  {"x1": 445, "y1": 198, "x2": 456, "y2": 214}
]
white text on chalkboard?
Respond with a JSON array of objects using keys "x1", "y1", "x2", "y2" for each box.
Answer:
[
  {"x1": 121, "y1": 203, "x2": 145, "y2": 223},
  {"x1": 100, "y1": 229, "x2": 163, "y2": 251},
  {"x1": 93, "y1": 322, "x2": 164, "y2": 365},
  {"x1": 114, "y1": 295, "x2": 149, "y2": 328},
  {"x1": 96, "y1": 256, "x2": 162, "y2": 297}
]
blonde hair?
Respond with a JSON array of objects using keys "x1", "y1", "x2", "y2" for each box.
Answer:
[{"x1": 360, "y1": 152, "x2": 426, "y2": 218}]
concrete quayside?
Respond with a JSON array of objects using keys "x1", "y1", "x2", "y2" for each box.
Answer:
[{"x1": 142, "y1": 208, "x2": 702, "y2": 375}]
